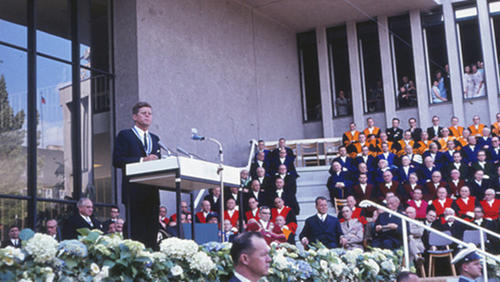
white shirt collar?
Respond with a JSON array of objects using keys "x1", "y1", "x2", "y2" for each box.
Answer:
[
  {"x1": 277, "y1": 207, "x2": 284, "y2": 214},
  {"x1": 133, "y1": 125, "x2": 148, "y2": 138},
  {"x1": 234, "y1": 271, "x2": 252, "y2": 282},
  {"x1": 317, "y1": 213, "x2": 327, "y2": 221}
]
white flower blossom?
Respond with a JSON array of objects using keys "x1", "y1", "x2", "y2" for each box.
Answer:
[
  {"x1": 90, "y1": 263, "x2": 100, "y2": 276},
  {"x1": 93, "y1": 266, "x2": 109, "y2": 282},
  {"x1": 24, "y1": 234, "x2": 58, "y2": 263},
  {"x1": 320, "y1": 260, "x2": 328, "y2": 271},
  {"x1": 381, "y1": 260, "x2": 395, "y2": 272},
  {"x1": 317, "y1": 248, "x2": 328, "y2": 257},
  {"x1": 160, "y1": 238, "x2": 199, "y2": 259},
  {"x1": 273, "y1": 254, "x2": 290, "y2": 270},
  {"x1": 171, "y1": 265, "x2": 183, "y2": 276},
  {"x1": 189, "y1": 251, "x2": 215, "y2": 273},
  {"x1": 364, "y1": 259, "x2": 380, "y2": 276}
]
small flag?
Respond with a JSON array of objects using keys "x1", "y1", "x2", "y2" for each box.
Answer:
[{"x1": 41, "y1": 97, "x2": 46, "y2": 104}]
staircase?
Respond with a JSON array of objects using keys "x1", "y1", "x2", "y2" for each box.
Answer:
[{"x1": 295, "y1": 165, "x2": 334, "y2": 238}]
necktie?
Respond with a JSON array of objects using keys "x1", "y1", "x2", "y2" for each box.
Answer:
[{"x1": 143, "y1": 133, "x2": 147, "y2": 150}]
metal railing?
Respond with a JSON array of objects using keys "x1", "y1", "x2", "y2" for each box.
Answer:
[
  {"x1": 192, "y1": 139, "x2": 258, "y2": 208},
  {"x1": 359, "y1": 200, "x2": 500, "y2": 280},
  {"x1": 262, "y1": 137, "x2": 343, "y2": 167},
  {"x1": 450, "y1": 215, "x2": 500, "y2": 281}
]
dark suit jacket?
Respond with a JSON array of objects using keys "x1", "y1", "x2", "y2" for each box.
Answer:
[
  {"x1": 228, "y1": 275, "x2": 242, "y2": 282},
  {"x1": 243, "y1": 190, "x2": 266, "y2": 211},
  {"x1": 355, "y1": 155, "x2": 376, "y2": 172},
  {"x1": 427, "y1": 126, "x2": 443, "y2": 140},
  {"x1": 112, "y1": 128, "x2": 161, "y2": 201},
  {"x1": 386, "y1": 127, "x2": 404, "y2": 142},
  {"x1": 270, "y1": 155, "x2": 297, "y2": 177},
  {"x1": 408, "y1": 127, "x2": 423, "y2": 141},
  {"x1": 299, "y1": 214, "x2": 343, "y2": 249},
  {"x1": 443, "y1": 162, "x2": 469, "y2": 181},
  {"x1": 462, "y1": 145, "x2": 480, "y2": 164},
  {"x1": 62, "y1": 214, "x2": 103, "y2": 240},
  {"x1": 488, "y1": 146, "x2": 500, "y2": 164},
  {"x1": 112, "y1": 128, "x2": 161, "y2": 169},
  {"x1": 266, "y1": 188, "x2": 299, "y2": 215},
  {"x1": 249, "y1": 161, "x2": 270, "y2": 178},
  {"x1": 417, "y1": 166, "x2": 439, "y2": 185},
  {"x1": 377, "y1": 152, "x2": 397, "y2": 167},
  {"x1": 332, "y1": 156, "x2": 355, "y2": 172},
  {"x1": 467, "y1": 179, "x2": 492, "y2": 200},
  {"x1": 470, "y1": 161, "x2": 496, "y2": 179},
  {"x1": 1, "y1": 238, "x2": 21, "y2": 248},
  {"x1": 204, "y1": 194, "x2": 222, "y2": 214},
  {"x1": 327, "y1": 171, "x2": 352, "y2": 199},
  {"x1": 396, "y1": 165, "x2": 418, "y2": 184},
  {"x1": 351, "y1": 184, "x2": 376, "y2": 202}
]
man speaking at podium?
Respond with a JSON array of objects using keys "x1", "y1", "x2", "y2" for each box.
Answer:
[{"x1": 113, "y1": 101, "x2": 161, "y2": 248}]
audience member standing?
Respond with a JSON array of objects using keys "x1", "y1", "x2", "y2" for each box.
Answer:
[{"x1": 62, "y1": 198, "x2": 103, "y2": 240}]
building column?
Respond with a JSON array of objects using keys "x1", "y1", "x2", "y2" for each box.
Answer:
[
  {"x1": 346, "y1": 21, "x2": 365, "y2": 128},
  {"x1": 442, "y1": 0, "x2": 465, "y2": 122},
  {"x1": 410, "y1": 9, "x2": 431, "y2": 129},
  {"x1": 377, "y1": 16, "x2": 396, "y2": 127},
  {"x1": 477, "y1": 0, "x2": 499, "y2": 121},
  {"x1": 315, "y1": 26, "x2": 334, "y2": 137}
]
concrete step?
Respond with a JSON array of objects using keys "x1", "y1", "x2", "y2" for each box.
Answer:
[{"x1": 294, "y1": 165, "x2": 334, "y2": 240}]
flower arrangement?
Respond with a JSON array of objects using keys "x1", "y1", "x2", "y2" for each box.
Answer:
[{"x1": 0, "y1": 228, "x2": 431, "y2": 281}]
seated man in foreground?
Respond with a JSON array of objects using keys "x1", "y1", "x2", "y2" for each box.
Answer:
[
  {"x1": 371, "y1": 196, "x2": 403, "y2": 249},
  {"x1": 299, "y1": 196, "x2": 345, "y2": 249}
]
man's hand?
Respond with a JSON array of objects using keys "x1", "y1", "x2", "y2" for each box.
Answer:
[
  {"x1": 340, "y1": 237, "x2": 348, "y2": 246},
  {"x1": 375, "y1": 225, "x2": 382, "y2": 232},
  {"x1": 143, "y1": 155, "x2": 158, "y2": 162},
  {"x1": 387, "y1": 223, "x2": 398, "y2": 230}
]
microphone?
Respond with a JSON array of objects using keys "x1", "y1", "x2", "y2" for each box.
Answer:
[
  {"x1": 158, "y1": 141, "x2": 174, "y2": 156},
  {"x1": 177, "y1": 146, "x2": 193, "y2": 158},
  {"x1": 191, "y1": 128, "x2": 205, "y2": 141}
]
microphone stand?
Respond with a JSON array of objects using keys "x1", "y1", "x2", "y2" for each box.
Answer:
[{"x1": 206, "y1": 137, "x2": 225, "y2": 242}]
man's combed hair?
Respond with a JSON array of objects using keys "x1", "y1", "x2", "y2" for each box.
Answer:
[
  {"x1": 77, "y1": 197, "x2": 91, "y2": 207},
  {"x1": 132, "y1": 101, "x2": 152, "y2": 114},
  {"x1": 230, "y1": 232, "x2": 263, "y2": 265},
  {"x1": 315, "y1": 196, "x2": 327, "y2": 205}
]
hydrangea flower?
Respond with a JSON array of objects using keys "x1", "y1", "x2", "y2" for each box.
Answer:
[
  {"x1": 24, "y1": 233, "x2": 58, "y2": 263},
  {"x1": 159, "y1": 237, "x2": 198, "y2": 259},
  {"x1": 189, "y1": 251, "x2": 215, "y2": 273},
  {"x1": 58, "y1": 240, "x2": 88, "y2": 258}
]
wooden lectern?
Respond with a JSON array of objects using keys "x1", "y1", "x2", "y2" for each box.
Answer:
[{"x1": 125, "y1": 156, "x2": 241, "y2": 240}]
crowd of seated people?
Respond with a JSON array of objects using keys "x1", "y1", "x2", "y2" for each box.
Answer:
[{"x1": 325, "y1": 114, "x2": 500, "y2": 272}]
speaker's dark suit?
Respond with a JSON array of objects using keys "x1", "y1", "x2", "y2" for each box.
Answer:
[
  {"x1": 299, "y1": 214, "x2": 343, "y2": 249},
  {"x1": 113, "y1": 128, "x2": 161, "y2": 248},
  {"x1": 62, "y1": 213, "x2": 103, "y2": 240}
]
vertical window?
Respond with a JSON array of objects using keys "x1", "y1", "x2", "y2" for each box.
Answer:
[
  {"x1": 489, "y1": 0, "x2": 500, "y2": 94},
  {"x1": 0, "y1": 45, "x2": 28, "y2": 198},
  {"x1": 455, "y1": 1, "x2": 486, "y2": 100},
  {"x1": 357, "y1": 21, "x2": 384, "y2": 113},
  {"x1": 327, "y1": 25, "x2": 352, "y2": 118},
  {"x1": 36, "y1": 57, "x2": 73, "y2": 200},
  {"x1": 422, "y1": 8, "x2": 451, "y2": 104},
  {"x1": 297, "y1": 31, "x2": 321, "y2": 122},
  {"x1": 389, "y1": 14, "x2": 417, "y2": 109},
  {"x1": 79, "y1": 0, "x2": 113, "y2": 205}
]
